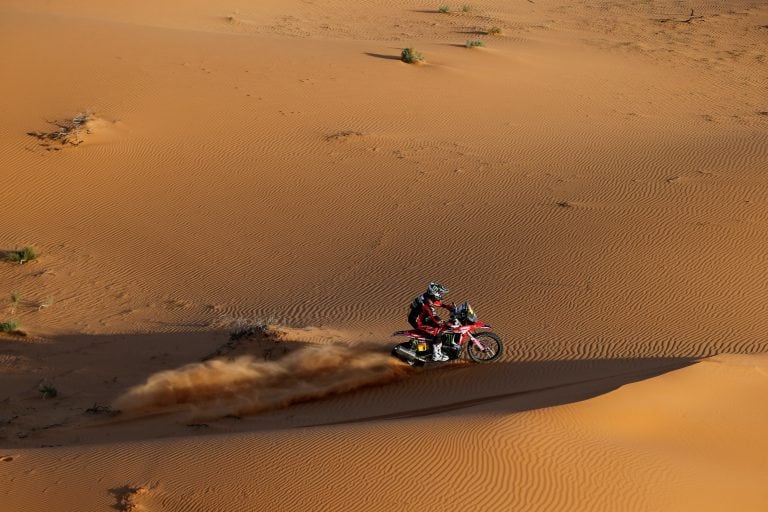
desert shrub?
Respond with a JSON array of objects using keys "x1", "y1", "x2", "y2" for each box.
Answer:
[
  {"x1": 27, "y1": 112, "x2": 91, "y2": 148},
  {"x1": 465, "y1": 39, "x2": 485, "y2": 48},
  {"x1": 5, "y1": 246, "x2": 38, "y2": 264},
  {"x1": 39, "y1": 382, "x2": 58, "y2": 399},
  {"x1": 487, "y1": 26, "x2": 502, "y2": 35},
  {"x1": 0, "y1": 320, "x2": 18, "y2": 332},
  {"x1": 229, "y1": 316, "x2": 277, "y2": 341},
  {"x1": 85, "y1": 403, "x2": 116, "y2": 415},
  {"x1": 401, "y1": 47, "x2": 426, "y2": 63},
  {"x1": 438, "y1": 5, "x2": 450, "y2": 13},
  {"x1": 462, "y1": 4, "x2": 472, "y2": 12},
  {"x1": 38, "y1": 296, "x2": 53, "y2": 310}
]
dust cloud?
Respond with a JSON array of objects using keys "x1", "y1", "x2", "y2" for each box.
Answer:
[{"x1": 113, "y1": 345, "x2": 413, "y2": 418}]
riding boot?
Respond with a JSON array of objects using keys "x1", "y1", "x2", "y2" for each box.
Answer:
[{"x1": 432, "y1": 342, "x2": 449, "y2": 362}]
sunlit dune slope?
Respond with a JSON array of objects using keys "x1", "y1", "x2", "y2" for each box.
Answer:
[{"x1": 3, "y1": 354, "x2": 767, "y2": 511}]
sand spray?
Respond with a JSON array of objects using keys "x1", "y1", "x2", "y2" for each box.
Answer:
[{"x1": 113, "y1": 345, "x2": 413, "y2": 418}]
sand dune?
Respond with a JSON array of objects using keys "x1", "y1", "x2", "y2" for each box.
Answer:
[
  {"x1": 2, "y1": 0, "x2": 767, "y2": 510},
  {"x1": 3, "y1": 353, "x2": 767, "y2": 511}
]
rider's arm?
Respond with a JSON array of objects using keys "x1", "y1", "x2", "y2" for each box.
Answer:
[{"x1": 421, "y1": 301, "x2": 444, "y2": 325}]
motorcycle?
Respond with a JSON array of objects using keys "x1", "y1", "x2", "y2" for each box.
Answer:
[{"x1": 391, "y1": 301, "x2": 503, "y2": 366}]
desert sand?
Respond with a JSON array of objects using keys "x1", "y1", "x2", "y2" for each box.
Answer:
[{"x1": 1, "y1": 0, "x2": 767, "y2": 510}]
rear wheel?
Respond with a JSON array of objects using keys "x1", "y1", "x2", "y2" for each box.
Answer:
[{"x1": 466, "y1": 332, "x2": 503, "y2": 363}]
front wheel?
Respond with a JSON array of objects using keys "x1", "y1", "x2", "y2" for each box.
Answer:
[{"x1": 466, "y1": 332, "x2": 503, "y2": 363}]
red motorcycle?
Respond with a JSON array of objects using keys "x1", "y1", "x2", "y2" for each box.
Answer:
[{"x1": 391, "y1": 302, "x2": 503, "y2": 366}]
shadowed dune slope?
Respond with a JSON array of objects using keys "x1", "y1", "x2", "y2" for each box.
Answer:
[{"x1": 2, "y1": 354, "x2": 767, "y2": 511}]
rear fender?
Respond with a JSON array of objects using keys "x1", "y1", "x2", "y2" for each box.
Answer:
[{"x1": 392, "y1": 330, "x2": 429, "y2": 340}]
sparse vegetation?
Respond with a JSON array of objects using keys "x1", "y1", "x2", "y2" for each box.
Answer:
[
  {"x1": 39, "y1": 382, "x2": 58, "y2": 399},
  {"x1": 110, "y1": 485, "x2": 148, "y2": 512},
  {"x1": 38, "y1": 296, "x2": 53, "y2": 310},
  {"x1": 438, "y1": 5, "x2": 450, "y2": 13},
  {"x1": 465, "y1": 39, "x2": 485, "y2": 48},
  {"x1": 10, "y1": 292, "x2": 21, "y2": 310},
  {"x1": 401, "y1": 47, "x2": 426, "y2": 64},
  {"x1": 462, "y1": 4, "x2": 473, "y2": 12},
  {"x1": 85, "y1": 403, "x2": 117, "y2": 415},
  {"x1": 27, "y1": 112, "x2": 92, "y2": 149},
  {"x1": 4, "y1": 246, "x2": 39, "y2": 264},
  {"x1": 487, "y1": 26, "x2": 502, "y2": 35},
  {"x1": 203, "y1": 314, "x2": 282, "y2": 360},
  {"x1": 325, "y1": 130, "x2": 364, "y2": 142},
  {"x1": 229, "y1": 316, "x2": 277, "y2": 341},
  {"x1": 0, "y1": 320, "x2": 18, "y2": 333}
]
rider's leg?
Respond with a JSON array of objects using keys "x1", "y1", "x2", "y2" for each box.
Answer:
[
  {"x1": 417, "y1": 324, "x2": 448, "y2": 362},
  {"x1": 429, "y1": 330, "x2": 449, "y2": 362}
]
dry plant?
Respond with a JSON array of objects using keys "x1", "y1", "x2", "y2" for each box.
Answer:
[
  {"x1": 325, "y1": 130, "x2": 363, "y2": 142},
  {"x1": 27, "y1": 111, "x2": 93, "y2": 149},
  {"x1": 38, "y1": 296, "x2": 53, "y2": 311},
  {"x1": 109, "y1": 485, "x2": 148, "y2": 511},
  {"x1": 229, "y1": 315, "x2": 278, "y2": 341},
  {"x1": 10, "y1": 292, "x2": 21, "y2": 312}
]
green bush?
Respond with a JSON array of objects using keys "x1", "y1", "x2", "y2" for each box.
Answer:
[
  {"x1": 465, "y1": 39, "x2": 485, "y2": 48},
  {"x1": 462, "y1": 4, "x2": 472, "y2": 12},
  {"x1": 401, "y1": 48, "x2": 426, "y2": 64},
  {"x1": 39, "y1": 383, "x2": 58, "y2": 399},
  {"x1": 0, "y1": 320, "x2": 18, "y2": 333},
  {"x1": 5, "y1": 246, "x2": 38, "y2": 264},
  {"x1": 487, "y1": 26, "x2": 502, "y2": 35},
  {"x1": 438, "y1": 5, "x2": 450, "y2": 13}
]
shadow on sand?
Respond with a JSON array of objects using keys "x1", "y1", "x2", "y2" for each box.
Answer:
[
  {"x1": 364, "y1": 52, "x2": 402, "y2": 61},
  {"x1": 301, "y1": 355, "x2": 698, "y2": 427},
  {"x1": 0, "y1": 328, "x2": 713, "y2": 446}
]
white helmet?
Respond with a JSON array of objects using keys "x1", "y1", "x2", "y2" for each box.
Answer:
[{"x1": 426, "y1": 282, "x2": 448, "y2": 300}]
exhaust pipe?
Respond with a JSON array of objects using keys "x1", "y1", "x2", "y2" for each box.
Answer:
[{"x1": 393, "y1": 345, "x2": 427, "y2": 364}]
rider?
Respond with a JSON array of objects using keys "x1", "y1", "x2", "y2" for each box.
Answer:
[{"x1": 408, "y1": 282, "x2": 454, "y2": 362}]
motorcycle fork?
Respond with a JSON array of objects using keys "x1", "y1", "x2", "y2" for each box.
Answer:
[{"x1": 468, "y1": 333, "x2": 485, "y2": 350}]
